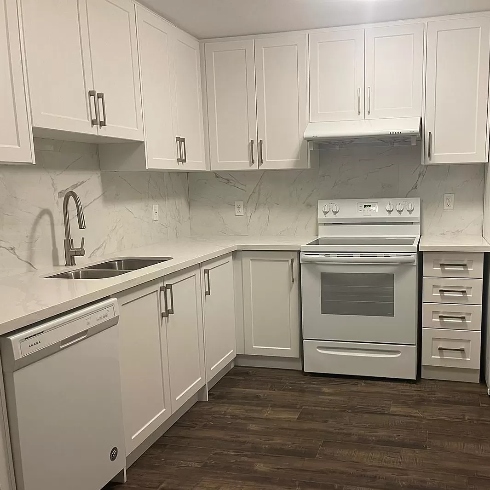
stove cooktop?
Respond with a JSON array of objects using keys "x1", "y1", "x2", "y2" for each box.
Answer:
[{"x1": 301, "y1": 235, "x2": 420, "y2": 253}]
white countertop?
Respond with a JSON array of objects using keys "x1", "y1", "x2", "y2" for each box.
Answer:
[
  {"x1": 0, "y1": 236, "x2": 313, "y2": 336},
  {"x1": 419, "y1": 235, "x2": 490, "y2": 252}
]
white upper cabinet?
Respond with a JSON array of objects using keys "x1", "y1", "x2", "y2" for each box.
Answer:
[
  {"x1": 310, "y1": 29, "x2": 365, "y2": 122},
  {"x1": 365, "y1": 24, "x2": 424, "y2": 119},
  {"x1": 86, "y1": 0, "x2": 143, "y2": 141},
  {"x1": 172, "y1": 31, "x2": 206, "y2": 170},
  {"x1": 255, "y1": 34, "x2": 308, "y2": 169},
  {"x1": 20, "y1": 0, "x2": 96, "y2": 136},
  {"x1": 204, "y1": 33, "x2": 309, "y2": 171},
  {"x1": 0, "y1": 0, "x2": 33, "y2": 164},
  {"x1": 425, "y1": 17, "x2": 490, "y2": 164},
  {"x1": 136, "y1": 6, "x2": 178, "y2": 170},
  {"x1": 205, "y1": 40, "x2": 257, "y2": 170}
]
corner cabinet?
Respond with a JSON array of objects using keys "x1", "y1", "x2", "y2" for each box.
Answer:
[
  {"x1": 201, "y1": 255, "x2": 236, "y2": 381},
  {"x1": 161, "y1": 266, "x2": 205, "y2": 413},
  {"x1": 242, "y1": 252, "x2": 300, "y2": 358},
  {"x1": 310, "y1": 24, "x2": 424, "y2": 122},
  {"x1": 424, "y1": 17, "x2": 490, "y2": 164},
  {"x1": 0, "y1": 0, "x2": 33, "y2": 164},
  {"x1": 204, "y1": 33, "x2": 309, "y2": 170},
  {"x1": 20, "y1": 0, "x2": 144, "y2": 141}
]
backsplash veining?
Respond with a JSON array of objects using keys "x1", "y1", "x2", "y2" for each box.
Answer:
[
  {"x1": 0, "y1": 139, "x2": 190, "y2": 276},
  {"x1": 189, "y1": 146, "x2": 484, "y2": 237}
]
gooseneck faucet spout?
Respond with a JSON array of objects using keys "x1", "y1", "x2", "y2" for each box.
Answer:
[{"x1": 63, "y1": 191, "x2": 86, "y2": 266}]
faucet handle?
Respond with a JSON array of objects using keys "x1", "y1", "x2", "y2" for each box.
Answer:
[{"x1": 73, "y1": 237, "x2": 85, "y2": 257}]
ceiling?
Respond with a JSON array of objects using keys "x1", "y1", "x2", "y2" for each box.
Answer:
[{"x1": 139, "y1": 0, "x2": 490, "y2": 39}]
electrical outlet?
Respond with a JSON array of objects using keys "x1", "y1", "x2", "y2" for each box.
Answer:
[
  {"x1": 235, "y1": 201, "x2": 245, "y2": 216},
  {"x1": 444, "y1": 193, "x2": 454, "y2": 210},
  {"x1": 152, "y1": 204, "x2": 159, "y2": 221}
]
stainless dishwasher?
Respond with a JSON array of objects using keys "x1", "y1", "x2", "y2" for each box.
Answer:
[{"x1": 0, "y1": 298, "x2": 125, "y2": 490}]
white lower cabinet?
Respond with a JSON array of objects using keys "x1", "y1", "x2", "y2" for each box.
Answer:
[
  {"x1": 116, "y1": 281, "x2": 171, "y2": 455},
  {"x1": 201, "y1": 255, "x2": 236, "y2": 381},
  {"x1": 242, "y1": 251, "x2": 300, "y2": 358},
  {"x1": 162, "y1": 266, "x2": 206, "y2": 413}
]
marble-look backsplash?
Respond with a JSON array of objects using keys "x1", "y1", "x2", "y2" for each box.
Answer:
[
  {"x1": 189, "y1": 146, "x2": 484, "y2": 237},
  {"x1": 0, "y1": 139, "x2": 190, "y2": 276}
]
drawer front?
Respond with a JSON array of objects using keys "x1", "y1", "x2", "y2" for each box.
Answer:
[
  {"x1": 423, "y1": 253, "x2": 483, "y2": 279},
  {"x1": 423, "y1": 277, "x2": 483, "y2": 305},
  {"x1": 422, "y1": 303, "x2": 482, "y2": 331},
  {"x1": 422, "y1": 328, "x2": 481, "y2": 370}
]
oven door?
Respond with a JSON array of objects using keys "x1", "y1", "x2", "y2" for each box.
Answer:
[{"x1": 301, "y1": 253, "x2": 418, "y2": 345}]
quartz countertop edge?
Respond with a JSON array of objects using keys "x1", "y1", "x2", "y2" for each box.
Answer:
[
  {"x1": 0, "y1": 236, "x2": 314, "y2": 336},
  {"x1": 419, "y1": 235, "x2": 490, "y2": 252}
]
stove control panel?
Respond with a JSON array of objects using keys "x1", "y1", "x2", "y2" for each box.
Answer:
[{"x1": 318, "y1": 198, "x2": 420, "y2": 222}]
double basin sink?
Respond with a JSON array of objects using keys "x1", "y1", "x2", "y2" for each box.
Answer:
[{"x1": 47, "y1": 257, "x2": 172, "y2": 280}]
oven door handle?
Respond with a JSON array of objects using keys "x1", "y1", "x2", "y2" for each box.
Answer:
[{"x1": 300, "y1": 255, "x2": 416, "y2": 265}]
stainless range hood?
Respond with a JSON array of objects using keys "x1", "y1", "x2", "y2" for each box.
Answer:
[{"x1": 304, "y1": 117, "x2": 422, "y2": 147}]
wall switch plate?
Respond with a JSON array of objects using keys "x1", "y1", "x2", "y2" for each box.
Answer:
[
  {"x1": 235, "y1": 201, "x2": 245, "y2": 216},
  {"x1": 444, "y1": 193, "x2": 455, "y2": 210},
  {"x1": 152, "y1": 204, "x2": 159, "y2": 221}
]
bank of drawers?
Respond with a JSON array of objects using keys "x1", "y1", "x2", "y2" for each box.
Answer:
[{"x1": 422, "y1": 252, "x2": 484, "y2": 382}]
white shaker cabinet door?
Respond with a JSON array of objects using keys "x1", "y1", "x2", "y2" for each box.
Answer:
[
  {"x1": 163, "y1": 267, "x2": 205, "y2": 413},
  {"x1": 309, "y1": 28, "x2": 365, "y2": 122},
  {"x1": 20, "y1": 0, "x2": 96, "y2": 137},
  {"x1": 172, "y1": 30, "x2": 206, "y2": 170},
  {"x1": 255, "y1": 34, "x2": 309, "y2": 169},
  {"x1": 201, "y1": 255, "x2": 236, "y2": 381},
  {"x1": 205, "y1": 40, "x2": 257, "y2": 170},
  {"x1": 136, "y1": 6, "x2": 179, "y2": 169},
  {"x1": 365, "y1": 23, "x2": 424, "y2": 119},
  {"x1": 242, "y1": 252, "x2": 300, "y2": 358},
  {"x1": 87, "y1": 0, "x2": 144, "y2": 141},
  {"x1": 117, "y1": 282, "x2": 171, "y2": 456},
  {"x1": 425, "y1": 18, "x2": 490, "y2": 164},
  {"x1": 0, "y1": 0, "x2": 33, "y2": 163}
]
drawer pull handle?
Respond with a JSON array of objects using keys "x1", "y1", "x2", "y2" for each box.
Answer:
[
  {"x1": 438, "y1": 347, "x2": 465, "y2": 353},
  {"x1": 439, "y1": 314, "x2": 466, "y2": 321},
  {"x1": 439, "y1": 289, "x2": 467, "y2": 295},
  {"x1": 440, "y1": 263, "x2": 468, "y2": 269}
]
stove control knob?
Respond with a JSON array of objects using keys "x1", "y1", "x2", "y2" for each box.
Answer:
[
  {"x1": 386, "y1": 202, "x2": 394, "y2": 213},
  {"x1": 332, "y1": 204, "x2": 340, "y2": 214},
  {"x1": 322, "y1": 204, "x2": 330, "y2": 215},
  {"x1": 407, "y1": 202, "x2": 415, "y2": 213},
  {"x1": 396, "y1": 202, "x2": 405, "y2": 213}
]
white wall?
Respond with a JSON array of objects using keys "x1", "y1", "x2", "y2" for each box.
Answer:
[
  {"x1": 0, "y1": 139, "x2": 190, "y2": 276},
  {"x1": 189, "y1": 146, "x2": 484, "y2": 237}
]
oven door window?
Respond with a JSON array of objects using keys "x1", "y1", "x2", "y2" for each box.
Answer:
[{"x1": 321, "y1": 272, "x2": 394, "y2": 317}]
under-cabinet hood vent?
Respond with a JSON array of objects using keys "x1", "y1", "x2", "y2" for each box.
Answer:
[{"x1": 304, "y1": 117, "x2": 422, "y2": 148}]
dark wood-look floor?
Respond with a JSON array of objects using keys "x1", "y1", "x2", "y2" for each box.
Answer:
[{"x1": 107, "y1": 367, "x2": 490, "y2": 489}]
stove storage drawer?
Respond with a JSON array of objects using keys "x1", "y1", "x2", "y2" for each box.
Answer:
[
  {"x1": 422, "y1": 328, "x2": 481, "y2": 370},
  {"x1": 422, "y1": 303, "x2": 482, "y2": 331},
  {"x1": 423, "y1": 253, "x2": 483, "y2": 279},
  {"x1": 422, "y1": 277, "x2": 483, "y2": 305},
  {"x1": 303, "y1": 340, "x2": 417, "y2": 380}
]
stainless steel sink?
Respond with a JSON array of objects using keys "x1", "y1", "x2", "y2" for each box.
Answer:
[{"x1": 45, "y1": 257, "x2": 173, "y2": 279}]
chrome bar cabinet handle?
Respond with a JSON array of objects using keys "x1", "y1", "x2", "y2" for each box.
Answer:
[
  {"x1": 357, "y1": 88, "x2": 361, "y2": 115},
  {"x1": 250, "y1": 140, "x2": 255, "y2": 165},
  {"x1": 182, "y1": 137, "x2": 187, "y2": 164},
  {"x1": 176, "y1": 137, "x2": 182, "y2": 164},
  {"x1": 290, "y1": 258, "x2": 295, "y2": 284},
  {"x1": 439, "y1": 314, "x2": 466, "y2": 321},
  {"x1": 428, "y1": 131, "x2": 432, "y2": 160},
  {"x1": 97, "y1": 92, "x2": 107, "y2": 127},
  {"x1": 258, "y1": 139, "x2": 264, "y2": 166},
  {"x1": 161, "y1": 285, "x2": 169, "y2": 318},
  {"x1": 439, "y1": 289, "x2": 467, "y2": 295},
  {"x1": 438, "y1": 347, "x2": 465, "y2": 353},
  {"x1": 204, "y1": 269, "x2": 211, "y2": 296},
  {"x1": 88, "y1": 90, "x2": 99, "y2": 127},
  {"x1": 367, "y1": 86, "x2": 371, "y2": 115},
  {"x1": 167, "y1": 284, "x2": 174, "y2": 315}
]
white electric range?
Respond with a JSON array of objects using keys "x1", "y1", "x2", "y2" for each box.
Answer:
[{"x1": 300, "y1": 198, "x2": 421, "y2": 380}]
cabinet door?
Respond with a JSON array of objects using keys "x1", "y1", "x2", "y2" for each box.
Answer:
[
  {"x1": 242, "y1": 252, "x2": 300, "y2": 358},
  {"x1": 255, "y1": 34, "x2": 309, "y2": 169},
  {"x1": 87, "y1": 0, "x2": 144, "y2": 141},
  {"x1": 201, "y1": 255, "x2": 236, "y2": 381},
  {"x1": 163, "y1": 267, "x2": 205, "y2": 412},
  {"x1": 309, "y1": 29, "x2": 364, "y2": 122},
  {"x1": 365, "y1": 24, "x2": 424, "y2": 119},
  {"x1": 117, "y1": 282, "x2": 171, "y2": 455},
  {"x1": 136, "y1": 6, "x2": 178, "y2": 169},
  {"x1": 0, "y1": 0, "x2": 33, "y2": 163},
  {"x1": 425, "y1": 18, "x2": 490, "y2": 164},
  {"x1": 172, "y1": 30, "x2": 206, "y2": 170},
  {"x1": 20, "y1": 0, "x2": 96, "y2": 136},
  {"x1": 205, "y1": 40, "x2": 257, "y2": 170}
]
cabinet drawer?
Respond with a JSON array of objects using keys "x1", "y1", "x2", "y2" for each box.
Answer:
[
  {"x1": 422, "y1": 303, "x2": 482, "y2": 331},
  {"x1": 422, "y1": 328, "x2": 481, "y2": 370},
  {"x1": 423, "y1": 253, "x2": 483, "y2": 278},
  {"x1": 423, "y1": 277, "x2": 482, "y2": 305}
]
